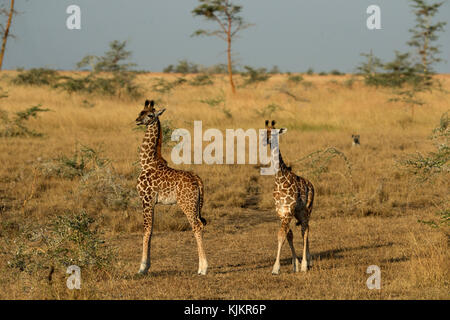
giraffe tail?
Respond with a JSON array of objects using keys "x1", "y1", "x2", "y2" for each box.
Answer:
[
  {"x1": 196, "y1": 175, "x2": 207, "y2": 227},
  {"x1": 296, "y1": 182, "x2": 314, "y2": 226},
  {"x1": 305, "y1": 182, "x2": 314, "y2": 211}
]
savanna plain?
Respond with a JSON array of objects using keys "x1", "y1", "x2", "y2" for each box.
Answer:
[{"x1": 0, "y1": 71, "x2": 448, "y2": 299}]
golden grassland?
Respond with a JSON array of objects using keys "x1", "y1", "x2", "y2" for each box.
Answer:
[{"x1": 0, "y1": 71, "x2": 448, "y2": 299}]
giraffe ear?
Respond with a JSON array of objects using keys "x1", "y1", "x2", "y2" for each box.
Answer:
[
  {"x1": 278, "y1": 128, "x2": 288, "y2": 135},
  {"x1": 155, "y1": 108, "x2": 166, "y2": 117}
]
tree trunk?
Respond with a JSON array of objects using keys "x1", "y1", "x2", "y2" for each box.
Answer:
[
  {"x1": 226, "y1": 15, "x2": 236, "y2": 94},
  {"x1": 421, "y1": 15, "x2": 430, "y2": 74},
  {"x1": 0, "y1": 0, "x2": 15, "y2": 71}
]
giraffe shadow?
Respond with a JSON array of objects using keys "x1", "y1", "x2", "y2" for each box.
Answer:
[
  {"x1": 214, "y1": 242, "x2": 395, "y2": 274},
  {"x1": 311, "y1": 242, "x2": 394, "y2": 261},
  {"x1": 125, "y1": 269, "x2": 194, "y2": 280}
]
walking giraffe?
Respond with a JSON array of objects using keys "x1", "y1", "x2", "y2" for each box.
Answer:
[
  {"x1": 264, "y1": 120, "x2": 315, "y2": 274},
  {"x1": 135, "y1": 100, "x2": 208, "y2": 275}
]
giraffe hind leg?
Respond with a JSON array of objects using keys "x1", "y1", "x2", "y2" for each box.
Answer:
[
  {"x1": 287, "y1": 229, "x2": 300, "y2": 272},
  {"x1": 300, "y1": 223, "x2": 311, "y2": 272},
  {"x1": 179, "y1": 197, "x2": 208, "y2": 275},
  {"x1": 272, "y1": 217, "x2": 291, "y2": 275}
]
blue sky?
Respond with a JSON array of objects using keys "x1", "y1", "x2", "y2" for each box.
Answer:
[{"x1": 3, "y1": 0, "x2": 450, "y2": 73}]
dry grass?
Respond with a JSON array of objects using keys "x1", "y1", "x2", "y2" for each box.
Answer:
[{"x1": 0, "y1": 71, "x2": 448, "y2": 299}]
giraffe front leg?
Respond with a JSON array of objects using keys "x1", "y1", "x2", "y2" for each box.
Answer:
[
  {"x1": 272, "y1": 217, "x2": 291, "y2": 275},
  {"x1": 287, "y1": 229, "x2": 300, "y2": 273},
  {"x1": 138, "y1": 200, "x2": 155, "y2": 275}
]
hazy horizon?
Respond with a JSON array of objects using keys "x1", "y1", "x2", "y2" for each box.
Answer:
[{"x1": 2, "y1": 0, "x2": 450, "y2": 73}]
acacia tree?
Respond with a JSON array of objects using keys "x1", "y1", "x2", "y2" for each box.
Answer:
[
  {"x1": 391, "y1": 0, "x2": 447, "y2": 119},
  {"x1": 77, "y1": 40, "x2": 136, "y2": 72},
  {"x1": 408, "y1": 0, "x2": 446, "y2": 74},
  {"x1": 192, "y1": 0, "x2": 250, "y2": 94},
  {"x1": 0, "y1": 0, "x2": 15, "y2": 71}
]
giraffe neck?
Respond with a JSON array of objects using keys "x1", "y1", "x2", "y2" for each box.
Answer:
[
  {"x1": 272, "y1": 147, "x2": 290, "y2": 177},
  {"x1": 140, "y1": 119, "x2": 167, "y2": 167}
]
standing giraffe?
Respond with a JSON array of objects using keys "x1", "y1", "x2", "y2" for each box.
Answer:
[
  {"x1": 264, "y1": 120, "x2": 315, "y2": 274},
  {"x1": 135, "y1": 100, "x2": 208, "y2": 275}
]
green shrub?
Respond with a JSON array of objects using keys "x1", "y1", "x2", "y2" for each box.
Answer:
[
  {"x1": 39, "y1": 144, "x2": 136, "y2": 211},
  {"x1": 400, "y1": 112, "x2": 449, "y2": 182},
  {"x1": 55, "y1": 72, "x2": 142, "y2": 99},
  {"x1": 12, "y1": 68, "x2": 59, "y2": 86},
  {"x1": 306, "y1": 68, "x2": 314, "y2": 75},
  {"x1": 40, "y1": 144, "x2": 110, "y2": 179},
  {"x1": 151, "y1": 77, "x2": 186, "y2": 94},
  {"x1": 287, "y1": 75, "x2": 304, "y2": 84},
  {"x1": 241, "y1": 66, "x2": 270, "y2": 86},
  {"x1": 330, "y1": 69, "x2": 344, "y2": 76},
  {"x1": 0, "y1": 105, "x2": 50, "y2": 137},
  {"x1": 7, "y1": 211, "x2": 115, "y2": 274},
  {"x1": 255, "y1": 103, "x2": 283, "y2": 118},
  {"x1": 190, "y1": 74, "x2": 214, "y2": 86}
]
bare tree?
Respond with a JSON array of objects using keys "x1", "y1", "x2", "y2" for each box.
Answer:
[
  {"x1": 0, "y1": 0, "x2": 15, "y2": 71},
  {"x1": 192, "y1": 0, "x2": 250, "y2": 94}
]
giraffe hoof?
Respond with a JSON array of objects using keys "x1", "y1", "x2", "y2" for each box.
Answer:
[
  {"x1": 198, "y1": 270, "x2": 207, "y2": 276},
  {"x1": 138, "y1": 263, "x2": 150, "y2": 275},
  {"x1": 300, "y1": 261, "x2": 308, "y2": 272}
]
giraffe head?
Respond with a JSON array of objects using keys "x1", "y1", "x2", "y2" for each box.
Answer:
[
  {"x1": 136, "y1": 100, "x2": 166, "y2": 126},
  {"x1": 264, "y1": 120, "x2": 287, "y2": 146}
]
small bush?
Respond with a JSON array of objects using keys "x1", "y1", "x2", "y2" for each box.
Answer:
[
  {"x1": 343, "y1": 78, "x2": 356, "y2": 89},
  {"x1": 40, "y1": 144, "x2": 136, "y2": 211},
  {"x1": 55, "y1": 72, "x2": 142, "y2": 99},
  {"x1": 78, "y1": 166, "x2": 135, "y2": 211},
  {"x1": 151, "y1": 77, "x2": 186, "y2": 94},
  {"x1": 12, "y1": 68, "x2": 59, "y2": 86},
  {"x1": 0, "y1": 105, "x2": 50, "y2": 137},
  {"x1": 40, "y1": 144, "x2": 110, "y2": 179},
  {"x1": 7, "y1": 211, "x2": 114, "y2": 274},
  {"x1": 189, "y1": 74, "x2": 213, "y2": 86},
  {"x1": 400, "y1": 112, "x2": 449, "y2": 182},
  {"x1": 242, "y1": 66, "x2": 270, "y2": 86},
  {"x1": 0, "y1": 87, "x2": 8, "y2": 99},
  {"x1": 301, "y1": 81, "x2": 315, "y2": 90},
  {"x1": 164, "y1": 59, "x2": 200, "y2": 74},
  {"x1": 294, "y1": 147, "x2": 353, "y2": 184},
  {"x1": 200, "y1": 96, "x2": 225, "y2": 108},
  {"x1": 330, "y1": 69, "x2": 344, "y2": 76},
  {"x1": 255, "y1": 103, "x2": 283, "y2": 118},
  {"x1": 288, "y1": 75, "x2": 304, "y2": 84}
]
